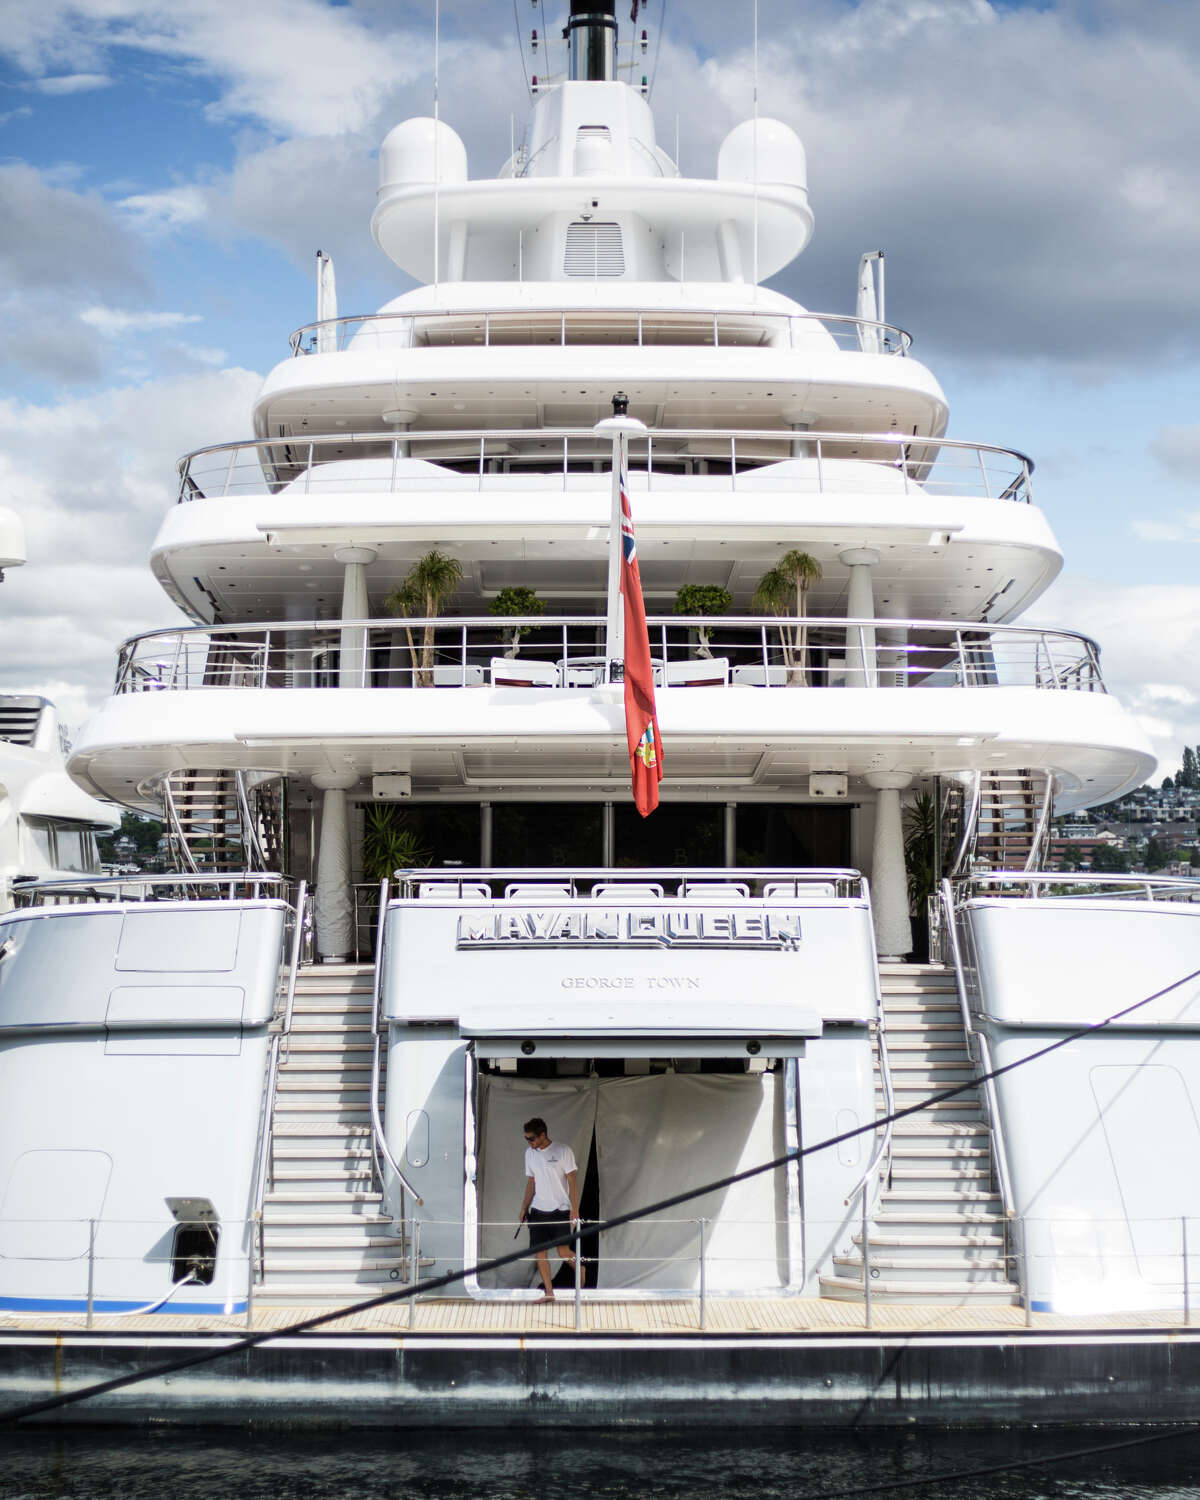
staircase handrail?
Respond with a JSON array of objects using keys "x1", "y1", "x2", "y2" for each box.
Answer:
[
  {"x1": 161, "y1": 774, "x2": 200, "y2": 875},
  {"x1": 234, "y1": 770, "x2": 270, "y2": 872},
  {"x1": 249, "y1": 1032, "x2": 282, "y2": 1282},
  {"x1": 279, "y1": 879, "x2": 308, "y2": 1061},
  {"x1": 949, "y1": 772, "x2": 982, "y2": 878},
  {"x1": 844, "y1": 876, "x2": 895, "y2": 1219},
  {"x1": 939, "y1": 877, "x2": 1016, "y2": 1219},
  {"x1": 1025, "y1": 776, "x2": 1056, "y2": 872},
  {"x1": 369, "y1": 878, "x2": 424, "y2": 1224}
]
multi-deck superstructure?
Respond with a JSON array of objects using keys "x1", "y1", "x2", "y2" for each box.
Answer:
[{"x1": 3, "y1": 4, "x2": 1199, "y2": 1329}]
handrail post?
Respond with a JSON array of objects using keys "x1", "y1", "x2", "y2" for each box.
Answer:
[
  {"x1": 1185, "y1": 1216, "x2": 1191, "y2": 1328},
  {"x1": 86, "y1": 1219, "x2": 96, "y2": 1328},
  {"x1": 1020, "y1": 1220, "x2": 1032, "y2": 1327},
  {"x1": 698, "y1": 1217, "x2": 708, "y2": 1331},
  {"x1": 246, "y1": 1228, "x2": 255, "y2": 1329},
  {"x1": 861, "y1": 1192, "x2": 872, "y2": 1329},
  {"x1": 409, "y1": 1218, "x2": 421, "y2": 1330},
  {"x1": 574, "y1": 1220, "x2": 583, "y2": 1331}
]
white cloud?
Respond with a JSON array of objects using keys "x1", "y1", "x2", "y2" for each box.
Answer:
[
  {"x1": 0, "y1": 0, "x2": 430, "y2": 138},
  {"x1": 1031, "y1": 573, "x2": 1200, "y2": 777},
  {"x1": 80, "y1": 306, "x2": 202, "y2": 336},
  {"x1": 118, "y1": 186, "x2": 208, "y2": 232},
  {"x1": 0, "y1": 365, "x2": 262, "y2": 714},
  {"x1": 34, "y1": 71, "x2": 111, "y2": 94}
]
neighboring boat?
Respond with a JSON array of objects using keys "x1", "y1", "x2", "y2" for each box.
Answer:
[
  {"x1": 0, "y1": 505, "x2": 117, "y2": 913},
  {"x1": 2, "y1": 0, "x2": 1198, "y2": 1334}
]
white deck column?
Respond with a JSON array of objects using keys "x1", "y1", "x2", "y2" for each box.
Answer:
[
  {"x1": 313, "y1": 770, "x2": 359, "y2": 961},
  {"x1": 841, "y1": 548, "x2": 879, "y2": 688},
  {"x1": 866, "y1": 771, "x2": 913, "y2": 960},
  {"x1": 336, "y1": 545, "x2": 376, "y2": 689}
]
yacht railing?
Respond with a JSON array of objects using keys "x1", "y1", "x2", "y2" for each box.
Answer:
[
  {"x1": 951, "y1": 871, "x2": 1200, "y2": 903},
  {"x1": 9, "y1": 872, "x2": 294, "y2": 906},
  {"x1": 286, "y1": 308, "x2": 913, "y2": 357},
  {"x1": 368, "y1": 877, "x2": 424, "y2": 1226},
  {"x1": 844, "y1": 875, "x2": 897, "y2": 1264},
  {"x1": 939, "y1": 878, "x2": 1016, "y2": 1225},
  {"x1": 113, "y1": 616, "x2": 1105, "y2": 696},
  {"x1": 175, "y1": 427, "x2": 1033, "y2": 505},
  {"x1": 389, "y1": 865, "x2": 866, "y2": 899}
]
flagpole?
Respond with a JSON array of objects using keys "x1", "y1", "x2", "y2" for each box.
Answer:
[{"x1": 594, "y1": 392, "x2": 647, "y2": 683}]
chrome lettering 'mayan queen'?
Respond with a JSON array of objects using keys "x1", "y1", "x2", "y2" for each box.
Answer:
[{"x1": 456, "y1": 908, "x2": 803, "y2": 949}]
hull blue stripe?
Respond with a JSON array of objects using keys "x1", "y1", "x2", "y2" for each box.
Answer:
[{"x1": 0, "y1": 1295, "x2": 247, "y2": 1315}]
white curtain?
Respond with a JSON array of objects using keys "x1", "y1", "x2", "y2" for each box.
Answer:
[
  {"x1": 596, "y1": 1073, "x2": 784, "y2": 1290},
  {"x1": 475, "y1": 1070, "x2": 786, "y2": 1292}
]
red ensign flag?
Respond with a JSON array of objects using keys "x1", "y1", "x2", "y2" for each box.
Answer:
[{"x1": 619, "y1": 456, "x2": 663, "y2": 816}]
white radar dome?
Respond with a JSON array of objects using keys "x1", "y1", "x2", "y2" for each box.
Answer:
[
  {"x1": 379, "y1": 117, "x2": 468, "y2": 191},
  {"x1": 717, "y1": 118, "x2": 807, "y2": 189},
  {"x1": 0, "y1": 505, "x2": 26, "y2": 576}
]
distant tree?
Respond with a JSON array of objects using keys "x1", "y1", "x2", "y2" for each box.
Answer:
[
  {"x1": 1091, "y1": 843, "x2": 1129, "y2": 873},
  {"x1": 1162, "y1": 775, "x2": 1175, "y2": 792},
  {"x1": 1182, "y1": 746, "x2": 1199, "y2": 790},
  {"x1": 1144, "y1": 836, "x2": 1169, "y2": 870},
  {"x1": 98, "y1": 812, "x2": 163, "y2": 864}
]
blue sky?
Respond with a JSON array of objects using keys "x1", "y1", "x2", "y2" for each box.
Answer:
[{"x1": 1, "y1": 0, "x2": 1199, "y2": 775}]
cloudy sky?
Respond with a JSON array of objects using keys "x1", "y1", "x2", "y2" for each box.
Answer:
[{"x1": 1, "y1": 0, "x2": 1198, "y2": 775}]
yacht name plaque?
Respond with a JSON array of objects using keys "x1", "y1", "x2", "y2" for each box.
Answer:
[{"x1": 456, "y1": 908, "x2": 802, "y2": 950}]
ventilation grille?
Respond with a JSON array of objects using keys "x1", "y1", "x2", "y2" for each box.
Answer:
[{"x1": 565, "y1": 222, "x2": 625, "y2": 277}]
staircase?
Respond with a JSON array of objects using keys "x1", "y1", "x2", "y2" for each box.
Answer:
[
  {"x1": 955, "y1": 770, "x2": 1053, "y2": 873},
  {"x1": 821, "y1": 963, "x2": 1019, "y2": 1305},
  {"x1": 256, "y1": 963, "x2": 417, "y2": 1306},
  {"x1": 163, "y1": 769, "x2": 283, "y2": 874}
]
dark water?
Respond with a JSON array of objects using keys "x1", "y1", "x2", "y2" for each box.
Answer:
[{"x1": 2, "y1": 1428, "x2": 1200, "y2": 1500}]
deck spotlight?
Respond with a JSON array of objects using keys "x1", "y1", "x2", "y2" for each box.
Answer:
[
  {"x1": 611, "y1": 391, "x2": 630, "y2": 416},
  {"x1": 521, "y1": 1040, "x2": 537, "y2": 1055}
]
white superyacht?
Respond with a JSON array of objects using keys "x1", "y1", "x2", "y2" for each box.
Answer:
[{"x1": 1, "y1": 1, "x2": 1197, "y2": 1326}]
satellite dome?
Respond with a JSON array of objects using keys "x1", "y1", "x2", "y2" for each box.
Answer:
[
  {"x1": 379, "y1": 117, "x2": 468, "y2": 191},
  {"x1": 717, "y1": 118, "x2": 807, "y2": 189}
]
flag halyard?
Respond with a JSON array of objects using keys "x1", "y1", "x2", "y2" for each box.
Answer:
[{"x1": 619, "y1": 455, "x2": 663, "y2": 816}]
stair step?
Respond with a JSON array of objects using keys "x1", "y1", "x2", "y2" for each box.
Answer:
[
  {"x1": 819, "y1": 1274, "x2": 1019, "y2": 1305},
  {"x1": 264, "y1": 1193, "x2": 384, "y2": 1209}
]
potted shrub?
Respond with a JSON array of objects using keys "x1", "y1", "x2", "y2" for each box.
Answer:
[
  {"x1": 752, "y1": 550, "x2": 822, "y2": 684},
  {"x1": 488, "y1": 585, "x2": 546, "y2": 656},
  {"x1": 673, "y1": 583, "x2": 732, "y2": 659}
]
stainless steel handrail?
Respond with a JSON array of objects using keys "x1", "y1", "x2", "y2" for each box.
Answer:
[
  {"x1": 950, "y1": 772, "x2": 983, "y2": 878},
  {"x1": 10, "y1": 872, "x2": 293, "y2": 905},
  {"x1": 113, "y1": 614, "x2": 1104, "y2": 696},
  {"x1": 285, "y1": 308, "x2": 914, "y2": 357},
  {"x1": 369, "y1": 878, "x2": 424, "y2": 1221},
  {"x1": 940, "y1": 877, "x2": 1016, "y2": 1220},
  {"x1": 250, "y1": 1033, "x2": 282, "y2": 1281},
  {"x1": 844, "y1": 876, "x2": 895, "y2": 1239},
  {"x1": 960, "y1": 871, "x2": 1200, "y2": 900},
  {"x1": 1025, "y1": 777, "x2": 1057, "y2": 873},
  {"x1": 280, "y1": 879, "x2": 308, "y2": 1059},
  {"x1": 175, "y1": 425, "x2": 1033, "y2": 501},
  {"x1": 389, "y1": 864, "x2": 866, "y2": 898},
  {"x1": 234, "y1": 770, "x2": 269, "y2": 871}
]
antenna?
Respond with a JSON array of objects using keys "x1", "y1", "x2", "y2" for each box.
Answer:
[
  {"x1": 433, "y1": 0, "x2": 440, "y2": 297},
  {"x1": 752, "y1": 0, "x2": 759, "y2": 294}
]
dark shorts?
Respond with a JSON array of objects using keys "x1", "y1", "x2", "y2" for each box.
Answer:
[{"x1": 526, "y1": 1206, "x2": 571, "y2": 1252}]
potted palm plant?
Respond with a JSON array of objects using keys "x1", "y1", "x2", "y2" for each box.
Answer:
[
  {"x1": 752, "y1": 550, "x2": 822, "y2": 684},
  {"x1": 488, "y1": 585, "x2": 546, "y2": 656},
  {"x1": 673, "y1": 584, "x2": 732, "y2": 659},
  {"x1": 385, "y1": 550, "x2": 463, "y2": 685}
]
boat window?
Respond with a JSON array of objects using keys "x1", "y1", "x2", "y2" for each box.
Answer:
[
  {"x1": 564, "y1": 222, "x2": 625, "y2": 277},
  {"x1": 21, "y1": 817, "x2": 53, "y2": 866}
]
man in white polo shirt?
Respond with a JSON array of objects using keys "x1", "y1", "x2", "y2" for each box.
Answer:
[{"x1": 518, "y1": 1116, "x2": 581, "y2": 1301}]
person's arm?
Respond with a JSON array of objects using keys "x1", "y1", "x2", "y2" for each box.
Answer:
[
  {"x1": 566, "y1": 1168, "x2": 580, "y2": 1223},
  {"x1": 519, "y1": 1175, "x2": 535, "y2": 1224}
]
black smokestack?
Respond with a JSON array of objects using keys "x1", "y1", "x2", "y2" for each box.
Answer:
[{"x1": 566, "y1": 1, "x2": 617, "y2": 81}]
